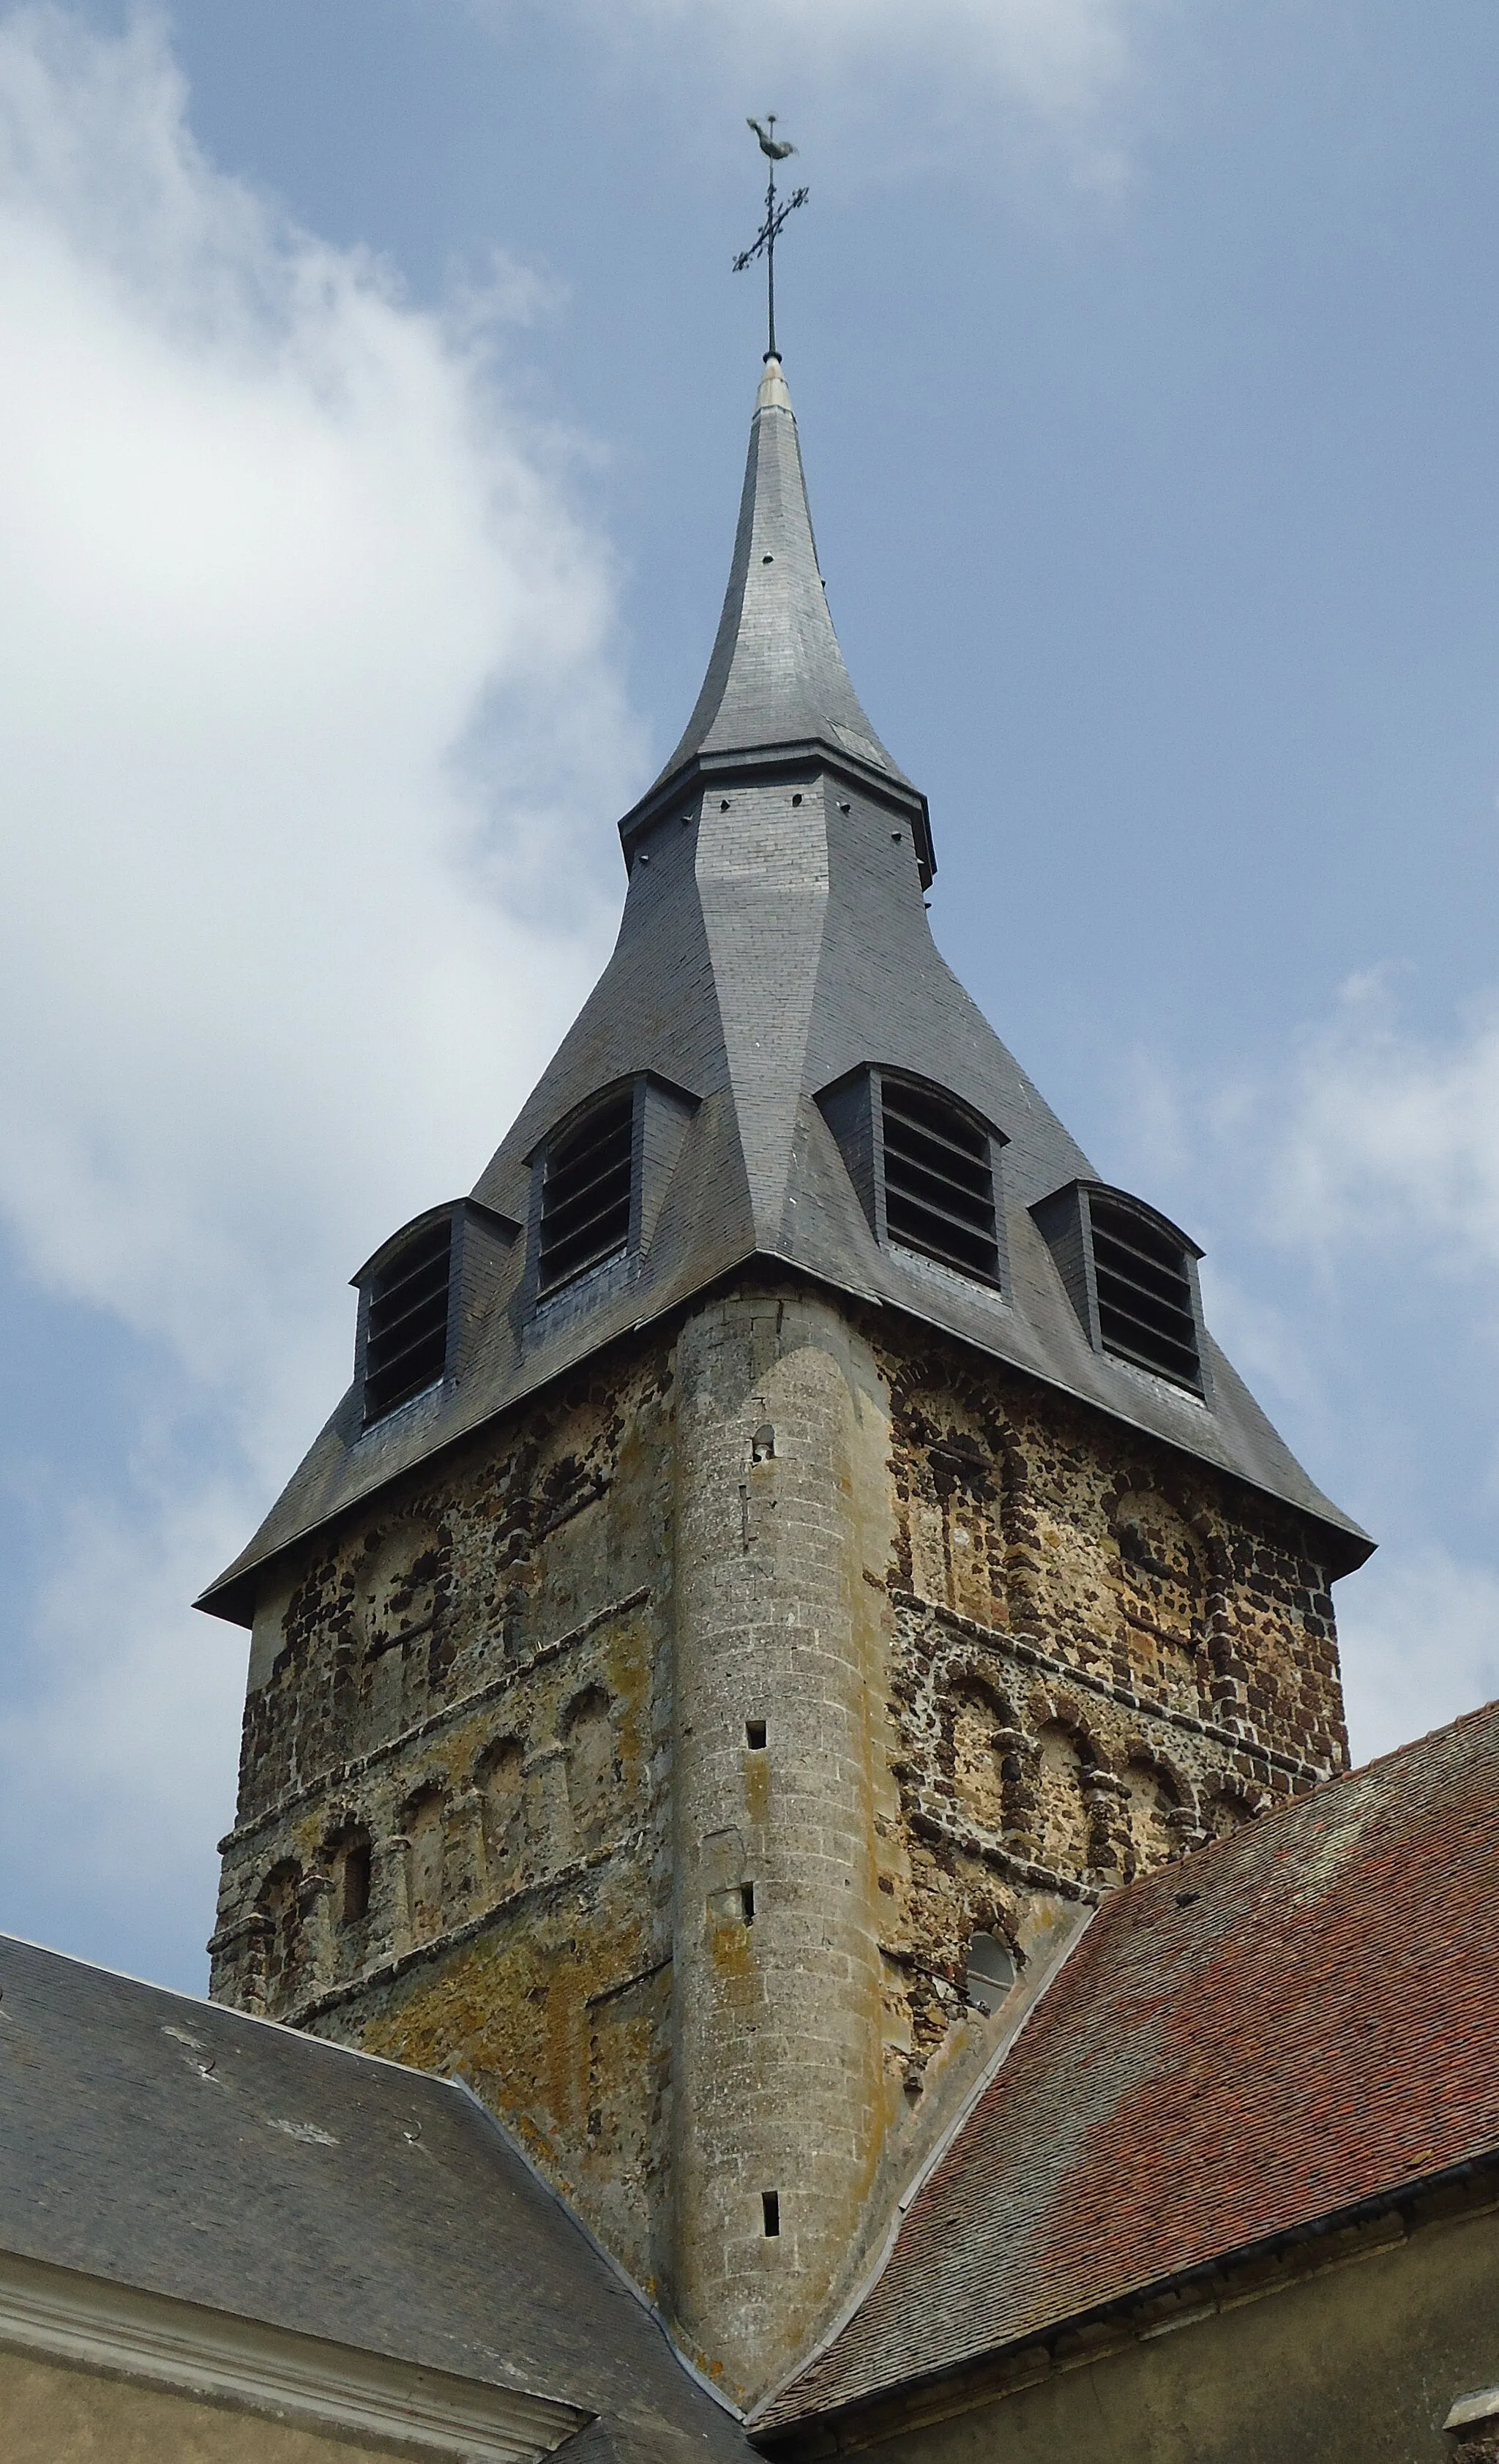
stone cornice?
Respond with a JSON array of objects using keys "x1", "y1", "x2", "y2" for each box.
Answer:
[
  {"x1": 896, "y1": 1593, "x2": 1334, "y2": 1786},
  {"x1": 0, "y1": 2244, "x2": 586, "y2": 2463}
]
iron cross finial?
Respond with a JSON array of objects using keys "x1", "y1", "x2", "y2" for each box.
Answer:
[{"x1": 733, "y1": 116, "x2": 809, "y2": 364}]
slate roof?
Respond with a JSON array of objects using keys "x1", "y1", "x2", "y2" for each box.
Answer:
[
  {"x1": 0, "y1": 1934, "x2": 752, "y2": 2464},
  {"x1": 199, "y1": 356, "x2": 1369, "y2": 1625},
  {"x1": 761, "y1": 1698, "x2": 1499, "y2": 2431}
]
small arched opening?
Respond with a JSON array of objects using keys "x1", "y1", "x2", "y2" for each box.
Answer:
[
  {"x1": 1124, "y1": 1756, "x2": 1181, "y2": 1877},
  {"x1": 255, "y1": 1860, "x2": 305, "y2": 2014},
  {"x1": 1033, "y1": 1722, "x2": 1092, "y2": 1876},
  {"x1": 965, "y1": 1929, "x2": 1017, "y2": 2015}
]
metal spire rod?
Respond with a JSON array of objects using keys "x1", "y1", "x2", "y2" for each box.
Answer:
[{"x1": 733, "y1": 116, "x2": 808, "y2": 362}]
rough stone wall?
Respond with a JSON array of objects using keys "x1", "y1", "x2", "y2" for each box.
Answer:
[
  {"x1": 210, "y1": 1273, "x2": 1352, "y2": 2403},
  {"x1": 209, "y1": 1336, "x2": 678, "y2": 2296},
  {"x1": 870, "y1": 1325, "x2": 1348, "y2": 2108}
]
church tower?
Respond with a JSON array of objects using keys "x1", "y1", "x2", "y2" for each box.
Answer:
[{"x1": 201, "y1": 354, "x2": 1370, "y2": 2407}]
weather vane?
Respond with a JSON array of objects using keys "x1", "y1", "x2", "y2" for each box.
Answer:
[{"x1": 733, "y1": 116, "x2": 808, "y2": 364}]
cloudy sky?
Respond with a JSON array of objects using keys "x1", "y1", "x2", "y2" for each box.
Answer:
[{"x1": 1, "y1": 0, "x2": 1496, "y2": 1992}]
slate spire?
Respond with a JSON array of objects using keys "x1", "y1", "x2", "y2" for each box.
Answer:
[
  {"x1": 652, "y1": 356, "x2": 916, "y2": 812},
  {"x1": 198, "y1": 351, "x2": 1369, "y2": 1625}
]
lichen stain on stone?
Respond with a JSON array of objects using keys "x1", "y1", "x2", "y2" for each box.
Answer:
[
  {"x1": 744, "y1": 1753, "x2": 771, "y2": 1824},
  {"x1": 707, "y1": 1915, "x2": 755, "y2": 1984},
  {"x1": 359, "y1": 1911, "x2": 657, "y2": 2217}
]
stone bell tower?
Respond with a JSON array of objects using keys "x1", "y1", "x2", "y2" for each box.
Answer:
[{"x1": 201, "y1": 354, "x2": 1371, "y2": 2408}]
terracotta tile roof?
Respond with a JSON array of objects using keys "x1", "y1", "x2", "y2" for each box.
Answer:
[{"x1": 765, "y1": 1699, "x2": 1499, "y2": 2430}]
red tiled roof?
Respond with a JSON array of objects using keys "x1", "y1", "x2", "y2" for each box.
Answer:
[{"x1": 766, "y1": 1699, "x2": 1499, "y2": 2429}]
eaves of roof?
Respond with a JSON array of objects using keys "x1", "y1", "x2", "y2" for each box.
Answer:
[{"x1": 758, "y1": 1697, "x2": 1499, "y2": 2430}]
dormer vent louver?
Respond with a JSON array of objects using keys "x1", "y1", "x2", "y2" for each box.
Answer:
[
  {"x1": 363, "y1": 1217, "x2": 452, "y2": 1423},
  {"x1": 1088, "y1": 1194, "x2": 1200, "y2": 1388},
  {"x1": 1031, "y1": 1181, "x2": 1206, "y2": 1396},
  {"x1": 817, "y1": 1067, "x2": 1007, "y2": 1293},
  {"x1": 880, "y1": 1079, "x2": 1000, "y2": 1284},
  {"x1": 538, "y1": 1089, "x2": 635, "y2": 1294}
]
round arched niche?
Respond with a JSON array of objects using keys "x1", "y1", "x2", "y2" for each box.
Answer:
[
  {"x1": 1203, "y1": 1784, "x2": 1259, "y2": 1842},
  {"x1": 899, "y1": 1398, "x2": 1006, "y2": 1626},
  {"x1": 561, "y1": 1684, "x2": 617, "y2": 1854},
  {"x1": 255, "y1": 1859, "x2": 306, "y2": 2014},
  {"x1": 949, "y1": 1675, "x2": 1012, "y2": 1832},
  {"x1": 400, "y1": 1782, "x2": 448, "y2": 1941},
  {"x1": 354, "y1": 1520, "x2": 446, "y2": 1748},
  {"x1": 321, "y1": 1813, "x2": 374, "y2": 1939},
  {"x1": 476, "y1": 1734, "x2": 527, "y2": 1893},
  {"x1": 1033, "y1": 1721, "x2": 1092, "y2": 1877},
  {"x1": 1113, "y1": 1490, "x2": 1202, "y2": 1644},
  {"x1": 1123, "y1": 1755, "x2": 1181, "y2": 1877},
  {"x1": 356, "y1": 1520, "x2": 444, "y2": 1652}
]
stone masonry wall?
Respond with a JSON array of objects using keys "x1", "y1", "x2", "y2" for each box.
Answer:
[
  {"x1": 209, "y1": 1336, "x2": 678, "y2": 2297},
  {"x1": 669, "y1": 1289, "x2": 897, "y2": 2399},
  {"x1": 869, "y1": 1328, "x2": 1348, "y2": 2112},
  {"x1": 210, "y1": 1274, "x2": 1352, "y2": 2400}
]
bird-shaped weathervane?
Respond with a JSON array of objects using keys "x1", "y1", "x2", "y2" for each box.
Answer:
[{"x1": 733, "y1": 116, "x2": 809, "y2": 362}]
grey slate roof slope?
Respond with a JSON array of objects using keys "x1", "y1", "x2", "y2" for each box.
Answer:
[
  {"x1": 0, "y1": 1933, "x2": 752, "y2": 2464},
  {"x1": 199, "y1": 358, "x2": 1369, "y2": 1623}
]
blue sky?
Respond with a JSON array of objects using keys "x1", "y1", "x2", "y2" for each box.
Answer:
[{"x1": 1, "y1": 0, "x2": 1496, "y2": 1991}]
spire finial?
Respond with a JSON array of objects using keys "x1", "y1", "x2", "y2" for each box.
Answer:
[{"x1": 733, "y1": 116, "x2": 808, "y2": 364}]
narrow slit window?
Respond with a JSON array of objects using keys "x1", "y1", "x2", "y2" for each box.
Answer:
[
  {"x1": 741, "y1": 1883, "x2": 756, "y2": 1924},
  {"x1": 761, "y1": 2190, "x2": 780, "y2": 2237},
  {"x1": 881, "y1": 1080, "x2": 999, "y2": 1284},
  {"x1": 539, "y1": 1091, "x2": 635, "y2": 1294},
  {"x1": 746, "y1": 1720, "x2": 767, "y2": 1750},
  {"x1": 1088, "y1": 1195, "x2": 1201, "y2": 1390},
  {"x1": 364, "y1": 1218, "x2": 452, "y2": 1423}
]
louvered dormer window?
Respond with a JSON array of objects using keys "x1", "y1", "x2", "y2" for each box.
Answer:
[
  {"x1": 1031, "y1": 1181, "x2": 1206, "y2": 1396},
  {"x1": 362, "y1": 1216, "x2": 452, "y2": 1423},
  {"x1": 817, "y1": 1066, "x2": 1007, "y2": 1292},
  {"x1": 537, "y1": 1088, "x2": 635, "y2": 1295},
  {"x1": 880, "y1": 1079, "x2": 1001, "y2": 1283},
  {"x1": 1088, "y1": 1194, "x2": 1200, "y2": 1386},
  {"x1": 354, "y1": 1199, "x2": 517, "y2": 1428}
]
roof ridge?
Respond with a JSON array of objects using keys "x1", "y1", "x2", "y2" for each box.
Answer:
[
  {"x1": 0, "y1": 1928, "x2": 458, "y2": 2083},
  {"x1": 446, "y1": 2077, "x2": 750, "y2": 2425}
]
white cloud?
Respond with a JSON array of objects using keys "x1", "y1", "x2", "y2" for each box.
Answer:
[
  {"x1": 0, "y1": 6, "x2": 637, "y2": 1981},
  {"x1": 1239, "y1": 976, "x2": 1499, "y2": 1758},
  {"x1": 468, "y1": 0, "x2": 1172, "y2": 184},
  {"x1": 0, "y1": 1469, "x2": 250, "y2": 1980},
  {"x1": 1257, "y1": 971, "x2": 1499, "y2": 1283},
  {"x1": 1339, "y1": 1545, "x2": 1499, "y2": 1765},
  {"x1": 1112, "y1": 972, "x2": 1499, "y2": 1768}
]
